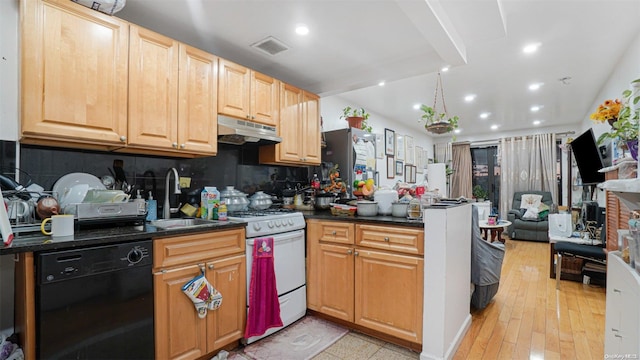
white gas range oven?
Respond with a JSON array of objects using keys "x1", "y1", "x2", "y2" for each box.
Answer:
[{"x1": 228, "y1": 208, "x2": 307, "y2": 344}]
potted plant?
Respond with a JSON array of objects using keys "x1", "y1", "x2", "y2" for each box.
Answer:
[
  {"x1": 340, "y1": 106, "x2": 372, "y2": 132},
  {"x1": 592, "y1": 79, "x2": 640, "y2": 159},
  {"x1": 473, "y1": 185, "x2": 487, "y2": 202},
  {"x1": 418, "y1": 104, "x2": 459, "y2": 135}
]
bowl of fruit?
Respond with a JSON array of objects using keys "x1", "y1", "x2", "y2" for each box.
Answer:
[{"x1": 353, "y1": 178, "x2": 375, "y2": 198}]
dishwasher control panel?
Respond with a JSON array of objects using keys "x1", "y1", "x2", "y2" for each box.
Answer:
[{"x1": 36, "y1": 239, "x2": 153, "y2": 284}]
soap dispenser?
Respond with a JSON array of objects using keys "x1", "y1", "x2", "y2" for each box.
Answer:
[{"x1": 146, "y1": 191, "x2": 157, "y2": 221}]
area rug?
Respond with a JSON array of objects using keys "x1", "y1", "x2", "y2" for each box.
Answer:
[{"x1": 242, "y1": 316, "x2": 348, "y2": 360}]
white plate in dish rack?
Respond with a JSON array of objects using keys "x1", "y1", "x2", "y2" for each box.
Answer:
[{"x1": 52, "y1": 173, "x2": 106, "y2": 207}]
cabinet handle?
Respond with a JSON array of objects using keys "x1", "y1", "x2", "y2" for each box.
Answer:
[
  {"x1": 120, "y1": 135, "x2": 126, "y2": 142},
  {"x1": 611, "y1": 327, "x2": 620, "y2": 332},
  {"x1": 180, "y1": 144, "x2": 186, "y2": 149},
  {"x1": 208, "y1": 264, "x2": 214, "y2": 270},
  {"x1": 347, "y1": 249, "x2": 352, "y2": 255},
  {"x1": 246, "y1": 114, "x2": 250, "y2": 119},
  {"x1": 172, "y1": 142, "x2": 178, "y2": 148},
  {"x1": 198, "y1": 264, "x2": 205, "y2": 273},
  {"x1": 332, "y1": 231, "x2": 337, "y2": 235},
  {"x1": 251, "y1": 115, "x2": 255, "y2": 120},
  {"x1": 613, "y1": 288, "x2": 622, "y2": 293},
  {"x1": 384, "y1": 237, "x2": 390, "y2": 242},
  {"x1": 614, "y1": 334, "x2": 623, "y2": 338},
  {"x1": 354, "y1": 251, "x2": 359, "y2": 256}
]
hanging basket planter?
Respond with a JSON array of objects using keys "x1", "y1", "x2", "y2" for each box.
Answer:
[
  {"x1": 345, "y1": 116, "x2": 365, "y2": 129},
  {"x1": 425, "y1": 122, "x2": 454, "y2": 134},
  {"x1": 418, "y1": 73, "x2": 459, "y2": 137}
]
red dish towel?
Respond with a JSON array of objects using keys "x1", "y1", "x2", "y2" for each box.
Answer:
[{"x1": 244, "y1": 237, "x2": 283, "y2": 338}]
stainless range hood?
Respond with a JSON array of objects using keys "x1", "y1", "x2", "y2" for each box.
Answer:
[{"x1": 217, "y1": 115, "x2": 282, "y2": 145}]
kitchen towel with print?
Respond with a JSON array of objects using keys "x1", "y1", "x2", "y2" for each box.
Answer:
[
  {"x1": 182, "y1": 272, "x2": 222, "y2": 319},
  {"x1": 244, "y1": 237, "x2": 283, "y2": 338}
]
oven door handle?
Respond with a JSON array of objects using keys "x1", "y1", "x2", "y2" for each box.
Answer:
[{"x1": 247, "y1": 229, "x2": 305, "y2": 245}]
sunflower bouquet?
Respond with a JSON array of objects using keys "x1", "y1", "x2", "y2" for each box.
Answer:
[{"x1": 590, "y1": 99, "x2": 622, "y2": 123}]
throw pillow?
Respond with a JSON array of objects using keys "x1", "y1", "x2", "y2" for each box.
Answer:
[
  {"x1": 522, "y1": 206, "x2": 539, "y2": 220},
  {"x1": 521, "y1": 194, "x2": 542, "y2": 209}
]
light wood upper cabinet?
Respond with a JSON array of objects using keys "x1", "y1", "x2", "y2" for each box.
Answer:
[
  {"x1": 218, "y1": 59, "x2": 279, "y2": 126},
  {"x1": 128, "y1": 26, "x2": 218, "y2": 155},
  {"x1": 259, "y1": 83, "x2": 321, "y2": 165},
  {"x1": 21, "y1": 0, "x2": 128, "y2": 148}
]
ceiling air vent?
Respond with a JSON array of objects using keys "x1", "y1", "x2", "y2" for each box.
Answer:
[{"x1": 251, "y1": 36, "x2": 289, "y2": 56}]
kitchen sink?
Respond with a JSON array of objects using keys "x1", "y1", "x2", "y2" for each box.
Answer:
[{"x1": 149, "y1": 218, "x2": 224, "y2": 230}]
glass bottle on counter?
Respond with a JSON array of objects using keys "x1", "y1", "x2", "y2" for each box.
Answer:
[
  {"x1": 311, "y1": 173, "x2": 320, "y2": 196},
  {"x1": 407, "y1": 196, "x2": 422, "y2": 220}
]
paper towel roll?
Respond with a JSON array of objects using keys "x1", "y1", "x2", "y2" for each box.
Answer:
[{"x1": 427, "y1": 163, "x2": 447, "y2": 198}]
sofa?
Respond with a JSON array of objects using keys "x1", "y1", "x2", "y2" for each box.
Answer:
[{"x1": 507, "y1": 191, "x2": 554, "y2": 242}]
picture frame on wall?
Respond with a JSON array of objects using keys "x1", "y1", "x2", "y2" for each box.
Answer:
[
  {"x1": 405, "y1": 165, "x2": 416, "y2": 183},
  {"x1": 416, "y1": 146, "x2": 424, "y2": 173},
  {"x1": 375, "y1": 133, "x2": 384, "y2": 159},
  {"x1": 387, "y1": 156, "x2": 395, "y2": 179},
  {"x1": 405, "y1": 135, "x2": 414, "y2": 165},
  {"x1": 395, "y1": 160, "x2": 403, "y2": 175},
  {"x1": 396, "y1": 134, "x2": 404, "y2": 161},
  {"x1": 384, "y1": 128, "x2": 395, "y2": 156}
]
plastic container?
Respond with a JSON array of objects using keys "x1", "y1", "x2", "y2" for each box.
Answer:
[
  {"x1": 218, "y1": 201, "x2": 228, "y2": 221},
  {"x1": 201, "y1": 187, "x2": 221, "y2": 220},
  {"x1": 146, "y1": 191, "x2": 157, "y2": 221},
  {"x1": 374, "y1": 188, "x2": 398, "y2": 215}
]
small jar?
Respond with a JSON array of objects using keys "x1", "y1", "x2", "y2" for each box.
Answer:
[{"x1": 407, "y1": 197, "x2": 422, "y2": 219}]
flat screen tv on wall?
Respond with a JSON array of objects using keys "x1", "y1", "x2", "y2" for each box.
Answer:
[{"x1": 570, "y1": 128, "x2": 605, "y2": 185}]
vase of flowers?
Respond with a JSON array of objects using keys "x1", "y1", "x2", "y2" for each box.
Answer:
[{"x1": 592, "y1": 79, "x2": 640, "y2": 159}]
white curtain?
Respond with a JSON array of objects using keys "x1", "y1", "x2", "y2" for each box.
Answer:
[{"x1": 499, "y1": 133, "x2": 557, "y2": 218}]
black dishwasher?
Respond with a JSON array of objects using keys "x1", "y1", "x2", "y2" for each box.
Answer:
[{"x1": 36, "y1": 240, "x2": 154, "y2": 360}]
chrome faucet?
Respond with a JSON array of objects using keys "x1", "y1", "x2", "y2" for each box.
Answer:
[{"x1": 163, "y1": 168, "x2": 182, "y2": 219}]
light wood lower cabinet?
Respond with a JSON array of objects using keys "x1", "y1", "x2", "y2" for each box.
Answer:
[
  {"x1": 154, "y1": 229, "x2": 246, "y2": 360},
  {"x1": 306, "y1": 220, "x2": 424, "y2": 343}
]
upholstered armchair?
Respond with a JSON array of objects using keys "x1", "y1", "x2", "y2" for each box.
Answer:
[{"x1": 507, "y1": 191, "x2": 554, "y2": 242}]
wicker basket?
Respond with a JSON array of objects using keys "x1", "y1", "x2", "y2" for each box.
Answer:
[{"x1": 425, "y1": 122, "x2": 453, "y2": 134}]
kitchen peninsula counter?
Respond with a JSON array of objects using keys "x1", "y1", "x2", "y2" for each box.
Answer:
[
  {"x1": 0, "y1": 221, "x2": 246, "y2": 255},
  {"x1": 301, "y1": 202, "x2": 467, "y2": 228}
]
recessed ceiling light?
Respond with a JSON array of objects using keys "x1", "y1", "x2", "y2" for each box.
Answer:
[
  {"x1": 378, "y1": 81, "x2": 385, "y2": 87},
  {"x1": 454, "y1": 129, "x2": 462, "y2": 134},
  {"x1": 441, "y1": 66, "x2": 449, "y2": 72},
  {"x1": 533, "y1": 120, "x2": 541, "y2": 125},
  {"x1": 530, "y1": 105, "x2": 541, "y2": 112},
  {"x1": 490, "y1": 124, "x2": 499, "y2": 130},
  {"x1": 413, "y1": 104, "x2": 421, "y2": 110},
  {"x1": 295, "y1": 24, "x2": 309, "y2": 35},
  {"x1": 480, "y1": 112, "x2": 490, "y2": 119},
  {"x1": 464, "y1": 94, "x2": 476, "y2": 102},
  {"x1": 523, "y1": 42, "x2": 541, "y2": 54},
  {"x1": 529, "y1": 83, "x2": 543, "y2": 91}
]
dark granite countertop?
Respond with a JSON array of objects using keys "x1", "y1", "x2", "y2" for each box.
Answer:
[
  {"x1": 300, "y1": 210, "x2": 425, "y2": 228},
  {"x1": 0, "y1": 205, "x2": 467, "y2": 254},
  {"x1": 0, "y1": 220, "x2": 247, "y2": 255}
]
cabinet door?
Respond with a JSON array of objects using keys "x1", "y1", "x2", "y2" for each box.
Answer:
[
  {"x1": 251, "y1": 71, "x2": 279, "y2": 126},
  {"x1": 218, "y1": 59, "x2": 251, "y2": 119},
  {"x1": 301, "y1": 91, "x2": 321, "y2": 164},
  {"x1": 178, "y1": 44, "x2": 218, "y2": 155},
  {"x1": 154, "y1": 265, "x2": 207, "y2": 360},
  {"x1": 206, "y1": 254, "x2": 246, "y2": 352},
  {"x1": 307, "y1": 220, "x2": 355, "y2": 310},
  {"x1": 317, "y1": 243, "x2": 354, "y2": 321},
  {"x1": 128, "y1": 25, "x2": 179, "y2": 149},
  {"x1": 354, "y1": 248, "x2": 423, "y2": 343},
  {"x1": 21, "y1": 0, "x2": 128, "y2": 145},
  {"x1": 276, "y1": 83, "x2": 303, "y2": 163}
]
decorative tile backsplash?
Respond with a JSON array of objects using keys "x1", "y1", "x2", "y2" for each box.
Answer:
[{"x1": 2, "y1": 141, "x2": 310, "y2": 210}]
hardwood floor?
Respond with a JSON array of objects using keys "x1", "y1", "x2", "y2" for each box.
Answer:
[{"x1": 453, "y1": 238, "x2": 606, "y2": 360}]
